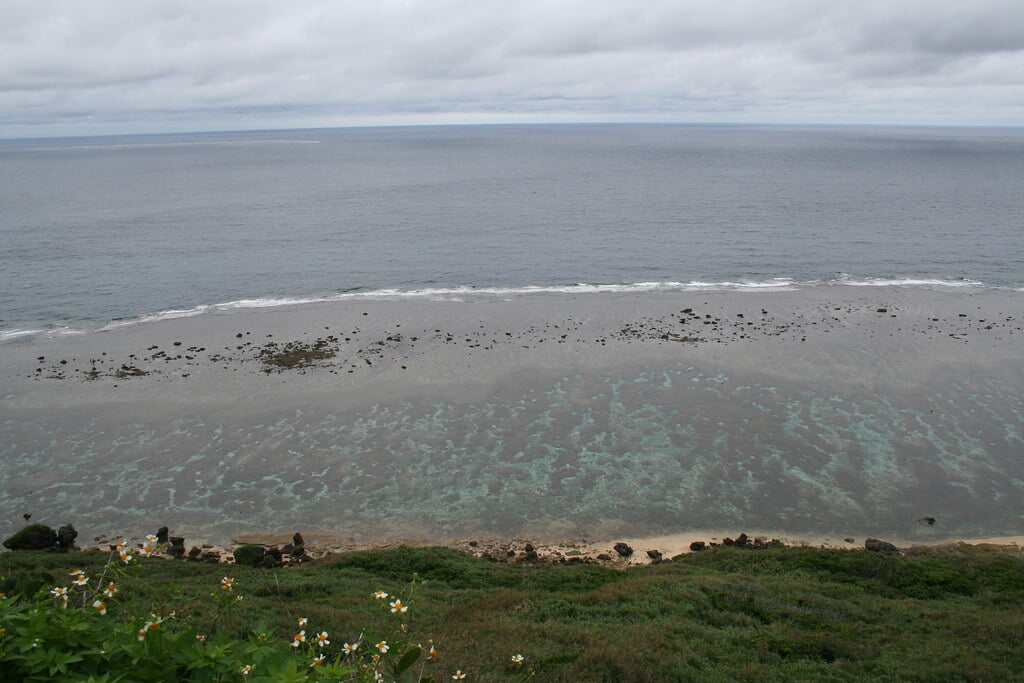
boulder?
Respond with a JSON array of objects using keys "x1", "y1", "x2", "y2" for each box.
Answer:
[
  {"x1": 613, "y1": 542, "x2": 633, "y2": 557},
  {"x1": 292, "y1": 532, "x2": 304, "y2": 548},
  {"x1": 689, "y1": 541, "x2": 707, "y2": 552},
  {"x1": 865, "y1": 538, "x2": 900, "y2": 555},
  {"x1": 646, "y1": 549, "x2": 663, "y2": 563},
  {"x1": 168, "y1": 537, "x2": 186, "y2": 557},
  {"x1": 56, "y1": 524, "x2": 78, "y2": 550},
  {"x1": 156, "y1": 526, "x2": 170, "y2": 544},
  {"x1": 233, "y1": 544, "x2": 267, "y2": 567},
  {"x1": 3, "y1": 524, "x2": 59, "y2": 551}
]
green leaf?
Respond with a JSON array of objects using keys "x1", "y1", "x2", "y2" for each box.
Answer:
[{"x1": 395, "y1": 645, "x2": 421, "y2": 674}]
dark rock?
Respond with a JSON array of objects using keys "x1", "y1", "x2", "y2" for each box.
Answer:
[
  {"x1": 468, "y1": 540, "x2": 478, "y2": 547},
  {"x1": 876, "y1": 308, "x2": 888, "y2": 313},
  {"x1": 201, "y1": 551, "x2": 221, "y2": 563},
  {"x1": 918, "y1": 517, "x2": 936, "y2": 525},
  {"x1": 524, "y1": 543, "x2": 535, "y2": 553},
  {"x1": 282, "y1": 544, "x2": 295, "y2": 554},
  {"x1": 156, "y1": 526, "x2": 169, "y2": 544},
  {"x1": 56, "y1": 524, "x2": 78, "y2": 550},
  {"x1": 3, "y1": 524, "x2": 59, "y2": 551},
  {"x1": 291, "y1": 545, "x2": 305, "y2": 558},
  {"x1": 844, "y1": 537, "x2": 856, "y2": 544},
  {"x1": 292, "y1": 532, "x2": 304, "y2": 547},
  {"x1": 522, "y1": 549, "x2": 539, "y2": 562},
  {"x1": 865, "y1": 538, "x2": 900, "y2": 554},
  {"x1": 168, "y1": 537, "x2": 186, "y2": 557},
  {"x1": 734, "y1": 533, "x2": 750, "y2": 547},
  {"x1": 266, "y1": 547, "x2": 284, "y2": 562},
  {"x1": 613, "y1": 542, "x2": 633, "y2": 557},
  {"x1": 646, "y1": 549, "x2": 663, "y2": 563},
  {"x1": 233, "y1": 544, "x2": 266, "y2": 567},
  {"x1": 188, "y1": 546, "x2": 202, "y2": 560},
  {"x1": 689, "y1": 541, "x2": 707, "y2": 552}
]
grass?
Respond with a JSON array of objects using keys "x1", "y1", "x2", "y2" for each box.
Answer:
[{"x1": 3, "y1": 544, "x2": 1023, "y2": 681}]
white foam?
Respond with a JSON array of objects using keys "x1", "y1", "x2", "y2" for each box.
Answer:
[
  {"x1": 0, "y1": 328, "x2": 44, "y2": 343},
  {"x1": 2, "y1": 277, "x2": 1013, "y2": 345},
  {"x1": 830, "y1": 276, "x2": 984, "y2": 289}
]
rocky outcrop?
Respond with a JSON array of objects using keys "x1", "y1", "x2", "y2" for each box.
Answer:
[
  {"x1": 232, "y1": 544, "x2": 267, "y2": 567},
  {"x1": 865, "y1": 538, "x2": 900, "y2": 555},
  {"x1": 3, "y1": 524, "x2": 59, "y2": 551},
  {"x1": 57, "y1": 524, "x2": 78, "y2": 550}
]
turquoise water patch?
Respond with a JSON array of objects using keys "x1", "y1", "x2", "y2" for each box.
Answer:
[{"x1": 1, "y1": 363, "x2": 1022, "y2": 542}]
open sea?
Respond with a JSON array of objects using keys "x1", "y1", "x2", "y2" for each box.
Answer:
[{"x1": 2, "y1": 123, "x2": 1023, "y2": 340}]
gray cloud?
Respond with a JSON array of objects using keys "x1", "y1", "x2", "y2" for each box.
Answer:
[{"x1": 1, "y1": 0, "x2": 1022, "y2": 136}]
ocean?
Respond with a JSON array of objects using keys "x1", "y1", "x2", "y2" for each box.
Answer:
[{"x1": 2, "y1": 123, "x2": 1023, "y2": 340}]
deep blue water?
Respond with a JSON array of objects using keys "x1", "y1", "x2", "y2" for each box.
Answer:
[{"x1": 2, "y1": 124, "x2": 1023, "y2": 339}]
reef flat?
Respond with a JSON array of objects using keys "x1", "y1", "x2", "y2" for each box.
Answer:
[{"x1": 1, "y1": 286, "x2": 1021, "y2": 545}]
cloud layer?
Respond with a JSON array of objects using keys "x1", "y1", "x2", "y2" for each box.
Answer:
[{"x1": 3, "y1": 1, "x2": 1023, "y2": 135}]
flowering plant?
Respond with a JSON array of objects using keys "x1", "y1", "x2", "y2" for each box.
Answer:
[{"x1": 0, "y1": 544, "x2": 490, "y2": 681}]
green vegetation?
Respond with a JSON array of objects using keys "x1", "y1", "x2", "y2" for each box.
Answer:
[{"x1": 2, "y1": 543, "x2": 1023, "y2": 681}]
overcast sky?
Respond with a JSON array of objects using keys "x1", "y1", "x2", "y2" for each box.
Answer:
[{"x1": 3, "y1": 0, "x2": 1024, "y2": 137}]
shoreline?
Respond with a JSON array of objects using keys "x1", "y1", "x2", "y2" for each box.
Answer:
[
  {"x1": 63, "y1": 528, "x2": 1024, "y2": 568},
  {"x1": 3, "y1": 278, "x2": 1015, "y2": 346}
]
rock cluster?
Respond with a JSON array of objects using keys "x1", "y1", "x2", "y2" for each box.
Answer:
[{"x1": 688, "y1": 533, "x2": 784, "y2": 552}]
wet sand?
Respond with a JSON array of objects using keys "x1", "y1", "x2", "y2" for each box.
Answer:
[{"x1": 1, "y1": 286, "x2": 1022, "y2": 546}]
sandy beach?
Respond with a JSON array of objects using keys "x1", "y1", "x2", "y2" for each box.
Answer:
[{"x1": 1, "y1": 285, "x2": 1022, "y2": 547}]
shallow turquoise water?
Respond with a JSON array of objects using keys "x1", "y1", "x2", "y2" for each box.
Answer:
[{"x1": 3, "y1": 359, "x2": 1021, "y2": 543}]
